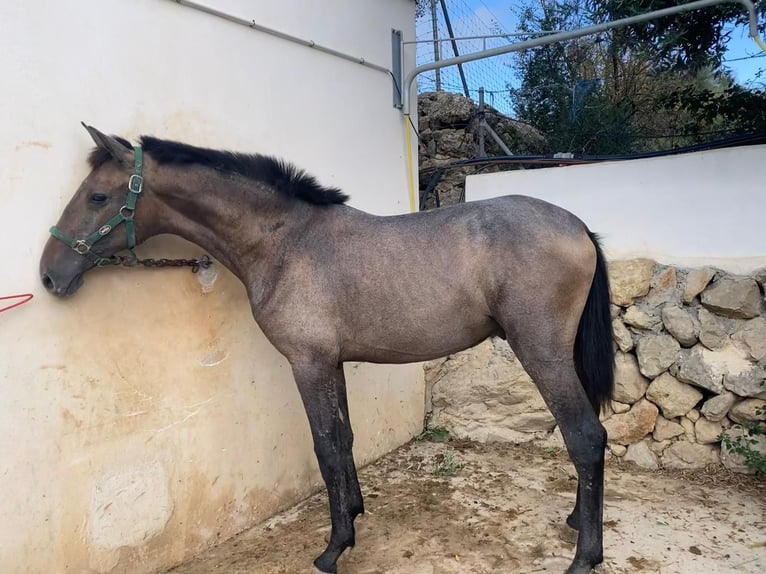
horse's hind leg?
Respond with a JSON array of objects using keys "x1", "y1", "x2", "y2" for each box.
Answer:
[
  {"x1": 513, "y1": 348, "x2": 606, "y2": 573},
  {"x1": 494, "y1": 236, "x2": 610, "y2": 573},
  {"x1": 292, "y1": 360, "x2": 363, "y2": 574},
  {"x1": 564, "y1": 385, "x2": 604, "y2": 533},
  {"x1": 565, "y1": 391, "x2": 603, "y2": 533}
]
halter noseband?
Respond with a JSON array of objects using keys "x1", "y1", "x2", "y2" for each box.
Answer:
[{"x1": 49, "y1": 146, "x2": 144, "y2": 267}]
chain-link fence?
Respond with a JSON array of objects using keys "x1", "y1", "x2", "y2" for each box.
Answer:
[{"x1": 414, "y1": 0, "x2": 521, "y2": 115}]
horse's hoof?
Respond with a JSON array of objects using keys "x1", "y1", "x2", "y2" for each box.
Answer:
[
  {"x1": 564, "y1": 559, "x2": 601, "y2": 574},
  {"x1": 313, "y1": 555, "x2": 338, "y2": 574}
]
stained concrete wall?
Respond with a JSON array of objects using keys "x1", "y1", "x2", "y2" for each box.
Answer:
[
  {"x1": 465, "y1": 145, "x2": 766, "y2": 274},
  {"x1": 0, "y1": 1, "x2": 422, "y2": 573}
]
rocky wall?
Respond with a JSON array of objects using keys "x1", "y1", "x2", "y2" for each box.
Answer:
[
  {"x1": 424, "y1": 261, "x2": 766, "y2": 473},
  {"x1": 417, "y1": 92, "x2": 547, "y2": 207}
]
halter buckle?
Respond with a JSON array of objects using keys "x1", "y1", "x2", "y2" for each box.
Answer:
[
  {"x1": 73, "y1": 240, "x2": 91, "y2": 254},
  {"x1": 119, "y1": 206, "x2": 135, "y2": 220},
  {"x1": 128, "y1": 174, "x2": 143, "y2": 194}
]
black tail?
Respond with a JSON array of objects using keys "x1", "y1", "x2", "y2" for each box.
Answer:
[{"x1": 574, "y1": 231, "x2": 615, "y2": 414}]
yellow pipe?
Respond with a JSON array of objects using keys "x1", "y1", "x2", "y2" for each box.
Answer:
[{"x1": 404, "y1": 114, "x2": 418, "y2": 212}]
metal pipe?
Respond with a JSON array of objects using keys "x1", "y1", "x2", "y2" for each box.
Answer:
[
  {"x1": 404, "y1": 31, "x2": 565, "y2": 45},
  {"x1": 430, "y1": 0, "x2": 441, "y2": 91},
  {"x1": 477, "y1": 88, "x2": 485, "y2": 157},
  {"x1": 439, "y1": 0, "x2": 470, "y2": 98},
  {"x1": 169, "y1": 0, "x2": 391, "y2": 75},
  {"x1": 485, "y1": 123, "x2": 513, "y2": 156},
  {"x1": 401, "y1": 0, "x2": 761, "y2": 113},
  {"x1": 478, "y1": 88, "x2": 517, "y2": 161}
]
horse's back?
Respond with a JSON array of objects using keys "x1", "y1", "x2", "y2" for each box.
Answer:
[
  {"x1": 429, "y1": 194, "x2": 589, "y2": 241},
  {"x1": 397, "y1": 194, "x2": 593, "y2": 277}
]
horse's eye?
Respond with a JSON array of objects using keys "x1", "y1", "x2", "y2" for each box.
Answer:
[{"x1": 89, "y1": 193, "x2": 108, "y2": 205}]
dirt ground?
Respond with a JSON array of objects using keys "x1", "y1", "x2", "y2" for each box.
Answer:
[{"x1": 169, "y1": 438, "x2": 765, "y2": 574}]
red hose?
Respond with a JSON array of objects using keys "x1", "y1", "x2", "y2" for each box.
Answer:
[{"x1": 0, "y1": 293, "x2": 34, "y2": 314}]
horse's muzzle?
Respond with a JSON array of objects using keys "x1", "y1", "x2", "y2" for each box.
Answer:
[{"x1": 40, "y1": 269, "x2": 85, "y2": 297}]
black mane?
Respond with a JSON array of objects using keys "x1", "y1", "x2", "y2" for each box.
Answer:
[{"x1": 88, "y1": 135, "x2": 349, "y2": 206}]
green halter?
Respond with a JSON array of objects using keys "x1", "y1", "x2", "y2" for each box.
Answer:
[{"x1": 50, "y1": 146, "x2": 144, "y2": 266}]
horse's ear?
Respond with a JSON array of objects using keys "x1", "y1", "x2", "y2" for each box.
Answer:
[{"x1": 81, "y1": 122, "x2": 132, "y2": 165}]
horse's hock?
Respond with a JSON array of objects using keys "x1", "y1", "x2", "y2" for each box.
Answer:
[{"x1": 425, "y1": 259, "x2": 766, "y2": 473}]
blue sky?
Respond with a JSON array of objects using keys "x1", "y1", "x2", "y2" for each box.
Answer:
[
  {"x1": 722, "y1": 24, "x2": 766, "y2": 84},
  {"x1": 415, "y1": 0, "x2": 766, "y2": 108}
]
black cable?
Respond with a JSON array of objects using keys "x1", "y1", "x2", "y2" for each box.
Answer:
[
  {"x1": 418, "y1": 130, "x2": 766, "y2": 175},
  {"x1": 389, "y1": 70, "x2": 402, "y2": 99},
  {"x1": 389, "y1": 70, "x2": 422, "y2": 140},
  {"x1": 724, "y1": 53, "x2": 766, "y2": 63},
  {"x1": 633, "y1": 127, "x2": 762, "y2": 139},
  {"x1": 408, "y1": 115, "x2": 421, "y2": 140}
]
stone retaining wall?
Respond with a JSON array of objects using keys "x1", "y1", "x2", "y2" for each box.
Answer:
[
  {"x1": 417, "y1": 91, "x2": 547, "y2": 207},
  {"x1": 424, "y1": 260, "x2": 766, "y2": 473}
]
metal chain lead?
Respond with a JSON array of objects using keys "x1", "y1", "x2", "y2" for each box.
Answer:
[{"x1": 111, "y1": 254, "x2": 212, "y2": 273}]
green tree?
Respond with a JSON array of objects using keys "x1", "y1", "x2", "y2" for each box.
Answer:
[
  {"x1": 415, "y1": 0, "x2": 429, "y2": 19},
  {"x1": 508, "y1": 0, "x2": 766, "y2": 155},
  {"x1": 510, "y1": 0, "x2": 644, "y2": 153},
  {"x1": 593, "y1": 0, "x2": 766, "y2": 70}
]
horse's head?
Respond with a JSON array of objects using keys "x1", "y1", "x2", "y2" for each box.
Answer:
[{"x1": 40, "y1": 123, "x2": 150, "y2": 297}]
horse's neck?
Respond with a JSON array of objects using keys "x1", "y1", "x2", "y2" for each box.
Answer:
[{"x1": 149, "y1": 166, "x2": 311, "y2": 284}]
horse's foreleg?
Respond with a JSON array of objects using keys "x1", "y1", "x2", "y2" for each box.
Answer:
[
  {"x1": 292, "y1": 361, "x2": 361, "y2": 574},
  {"x1": 336, "y1": 370, "x2": 364, "y2": 519}
]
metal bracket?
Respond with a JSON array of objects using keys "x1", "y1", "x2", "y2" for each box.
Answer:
[{"x1": 391, "y1": 29, "x2": 403, "y2": 108}]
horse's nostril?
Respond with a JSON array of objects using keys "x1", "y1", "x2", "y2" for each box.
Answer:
[{"x1": 42, "y1": 273, "x2": 55, "y2": 292}]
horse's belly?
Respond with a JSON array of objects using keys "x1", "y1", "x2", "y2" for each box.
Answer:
[{"x1": 341, "y1": 311, "x2": 501, "y2": 364}]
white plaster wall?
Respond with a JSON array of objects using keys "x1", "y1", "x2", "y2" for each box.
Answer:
[
  {"x1": 0, "y1": 1, "x2": 422, "y2": 573},
  {"x1": 465, "y1": 145, "x2": 766, "y2": 274}
]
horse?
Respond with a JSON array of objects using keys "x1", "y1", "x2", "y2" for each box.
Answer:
[{"x1": 39, "y1": 124, "x2": 614, "y2": 574}]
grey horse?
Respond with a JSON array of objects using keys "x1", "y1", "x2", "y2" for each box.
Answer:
[{"x1": 40, "y1": 124, "x2": 614, "y2": 574}]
